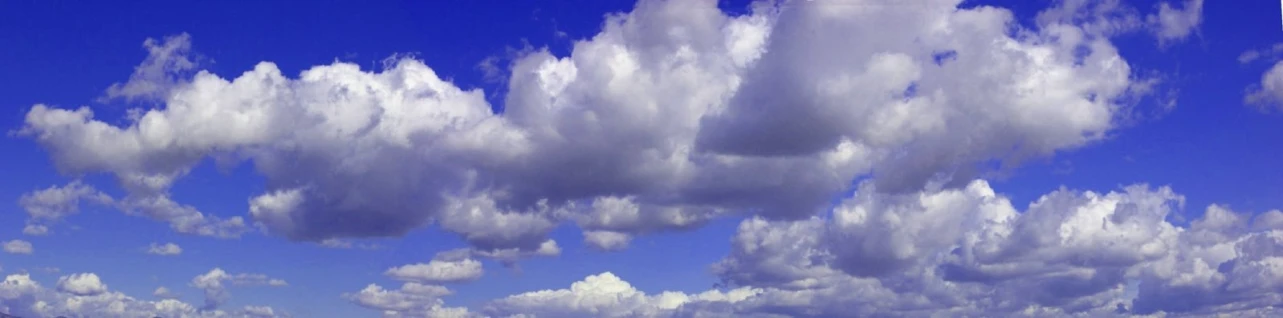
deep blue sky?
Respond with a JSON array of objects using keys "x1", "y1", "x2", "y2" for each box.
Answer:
[{"x1": 1, "y1": 0, "x2": 1281, "y2": 317}]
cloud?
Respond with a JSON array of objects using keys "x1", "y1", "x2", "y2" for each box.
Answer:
[
  {"x1": 153, "y1": 286, "x2": 179, "y2": 299},
  {"x1": 55, "y1": 273, "x2": 108, "y2": 296},
  {"x1": 190, "y1": 268, "x2": 288, "y2": 310},
  {"x1": 16, "y1": 181, "x2": 247, "y2": 239},
  {"x1": 582, "y1": 230, "x2": 632, "y2": 251},
  {"x1": 698, "y1": 180, "x2": 1283, "y2": 316},
  {"x1": 21, "y1": 225, "x2": 48, "y2": 236},
  {"x1": 1240, "y1": 43, "x2": 1283, "y2": 65},
  {"x1": 1146, "y1": 0, "x2": 1204, "y2": 44},
  {"x1": 1246, "y1": 61, "x2": 1283, "y2": 112},
  {"x1": 342, "y1": 282, "x2": 469, "y2": 318},
  {"x1": 20, "y1": 0, "x2": 1188, "y2": 256},
  {"x1": 146, "y1": 242, "x2": 183, "y2": 256},
  {"x1": 103, "y1": 33, "x2": 199, "y2": 102},
  {"x1": 18, "y1": 181, "x2": 113, "y2": 235},
  {"x1": 2, "y1": 241, "x2": 32, "y2": 255},
  {"x1": 384, "y1": 259, "x2": 484, "y2": 285},
  {"x1": 0, "y1": 272, "x2": 286, "y2": 317},
  {"x1": 481, "y1": 272, "x2": 760, "y2": 318}
]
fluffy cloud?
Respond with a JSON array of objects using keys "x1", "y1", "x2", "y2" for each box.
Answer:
[
  {"x1": 342, "y1": 282, "x2": 468, "y2": 318},
  {"x1": 1247, "y1": 61, "x2": 1283, "y2": 112},
  {"x1": 481, "y1": 272, "x2": 760, "y2": 318},
  {"x1": 1146, "y1": 0, "x2": 1204, "y2": 43},
  {"x1": 146, "y1": 242, "x2": 184, "y2": 256},
  {"x1": 0, "y1": 272, "x2": 285, "y2": 318},
  {"x1": 2, "y1": 241, "x2": 32, "y2": 255},
  {"x1": 699, "y1": 181, "x2": 1283, "y2": 316},
  {"x1": 582, "y1": 230, "x2": 632, "y2": 251},
  {"x1": 19, "y1": 0, "x2": 1178, "y2": 254},
  {"x1": 384, "y1": 259, "x2": 484, "y2": 284},
  {"x1": 190, "y1": 268, "x2": 288, "y2": 310},
  {"x1": 55, "y1": 273, "x2": 108, "y2": 296}
]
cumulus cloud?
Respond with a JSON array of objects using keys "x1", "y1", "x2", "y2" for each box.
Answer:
[
  {"x1": 583, "y1": 230, "x2": 632, "y2": 251},
  {"x1": 55, "y1": 273, "x2": 108, "y2": 296},
  {"x1": 1246, "y1": 61, "x2": 1283, "y2": 112},
  {"x1": 342, "y1": 282, "x2": 468, "y2": 318},
  {"x1": 1146, "y1": 0, "x2": 1204, "y2": 44},
  {"x1": 190, "y1": 268, "x2": 288, "y2": 310},
  {"x1": 2, "y1": 241, "x2": 32, "y2": 255},
  {"x1": 0, "y1": 272, "x2": 285, "y2": 318},
  {"x1": 482, "y1": 272, "x2": 760, "y2": 318},
  {"x1": 697, "y1": 181, "x2": 1283, "y2": 316},
  {"x1": 18, "y1": 0, "x2": 1174, "y2": 255},
  {"x1": 384, "y1": 259, "x2": 484, "y2": 285},
  {"x1": 146, "y1": 242, "x2": 183, "y2": 256}
]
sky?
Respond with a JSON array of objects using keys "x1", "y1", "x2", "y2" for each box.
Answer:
[{"x1": 0, "y1": 0, "x2": 1282, "y2": 317}]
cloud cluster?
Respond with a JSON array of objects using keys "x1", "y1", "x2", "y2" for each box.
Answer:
[
  {"x1": 0, "y1": 272, "x2": 284, "y2": 318},
  {"x1": 695, "y1": 181, "x2": 1283, "y2": 316},
  {"x1": 19, "y1": 0, "x2": 1185, "y2": 259},
  {"x1": 190, "y1": 268, "x2": 288, "y2": 310},
  {"x1": 392, "y1": 182, "x2": 1280, "y2": 317}
]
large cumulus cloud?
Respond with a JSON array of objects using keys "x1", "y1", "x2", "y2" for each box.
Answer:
[{"x1": 18, "y1": 0, "x2": 1175, "y2": 255}]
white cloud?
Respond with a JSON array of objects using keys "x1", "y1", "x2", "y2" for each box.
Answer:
[
  {"x1": 103, "y1": 33, "x2": 199, "y2": 102},
  {"x1": 342, "y1": 282, "x2": 470, "y2": 318},
  {"x1": 21, "y1": 225, "x2": 48, "y2": 236},
  {"x1": 146, "y1": 242, "x2": 184, "y2": 256},
  {"x1": 190, "y1": 268, "x2": 288, "y2": 310},
  {"x1": 18, "y1": 0, "x2": 1165, "y2": 255},
  {"x1": 55, "y1": 273, "x2": 108, "y2": 296},
  {"x1": 1146, "y1": 0, "x2": 1204, "y2": 44},
  {"x1": 2, "y1": 240, "x2": 32, "y2": 255},
  {"x1": 583, "y1": 230, "x2": 632, "y2": 251},
  {"x1": 1246, "y1": 61, "x2": 1283, "y2": 112},
  {"x1": 481, "y1": 272, "x2": 760, "y2": 318},
  {"x1": 384, "y1": 259, "x2": 484, "y2": 284},
  {"x1": 0, "y1": 272, "x2": 285, "y2": 317},
  {"x1": 699, "y1": 181, "x2": 1283, "y2": 316},
  {"x1": 153, "y1": 286, "x2": 179, "y2": 299},
  {"x1": 17, "y1": 181, "x2": 247, "y2": 239},
  {"x1": 18, "y1": 181, "x2": 113, "y2": 235}
]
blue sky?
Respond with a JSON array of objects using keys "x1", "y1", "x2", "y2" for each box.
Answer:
[{"x1": 2, "y1": 0, "x2": 1282, "y2": 317}]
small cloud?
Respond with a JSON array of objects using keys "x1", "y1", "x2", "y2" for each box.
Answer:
[
  {"x1": 146, "y1": 242, "x2": 183, "y2": 256},
  {"x1": 583, "y1": 230, "x2": 632, "y2": 251},
  {"x1": 56, "y1": 273, "x2": 109, "y2": 296},
  {"x1": 22, "y1": 224, "x2": 49, "y2": 236},
  {"x1": 3, "y1": 240, "x2": 33, "y2": 254},
  {"x1": 154, "y1": 286, "x2": 180, "y2": 299}
]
